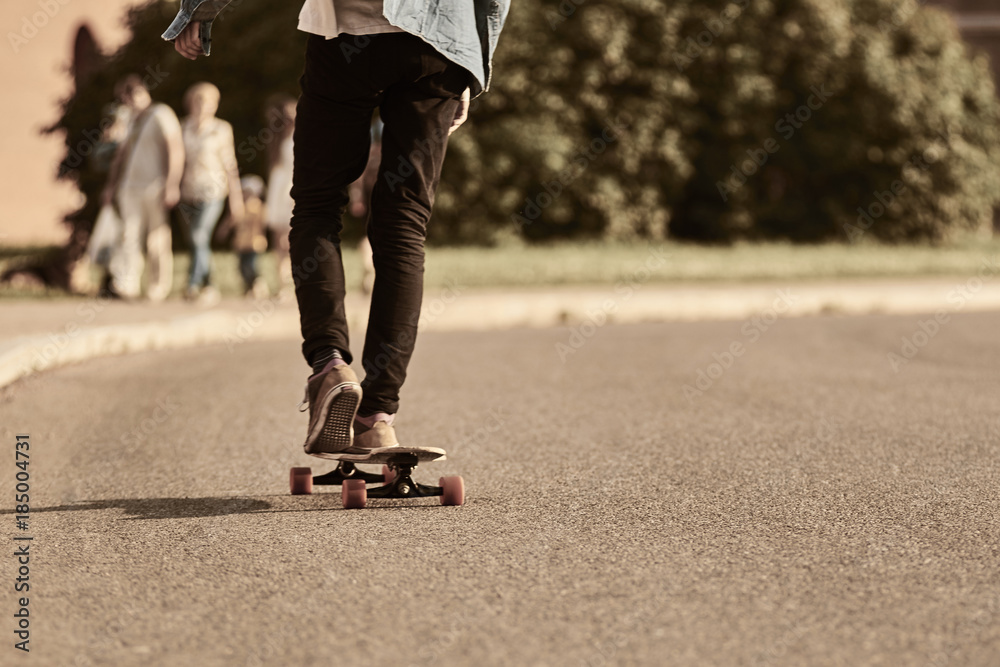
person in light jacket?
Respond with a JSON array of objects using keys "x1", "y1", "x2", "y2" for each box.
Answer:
[
  {"x1": 178, "y1": 82, "x2": 244, "y2": 304},
  {"x1": 102, "y1": 75, "x2": 184, "y2": 301},
  {"x1": 168, "y1": 0, "x2": 508, "y2": 458}
]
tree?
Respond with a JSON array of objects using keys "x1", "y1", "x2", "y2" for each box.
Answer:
[
  {"x1": 27, "y1": 0, "x2": 1000, "y2": 291},
  {"x1": 435, "y1": 0, "x2": 1000, "y2": 244}
]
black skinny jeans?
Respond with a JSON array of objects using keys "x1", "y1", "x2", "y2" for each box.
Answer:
[{"x1": 290, "y1": 33, "x2": 467, "y2": 416}]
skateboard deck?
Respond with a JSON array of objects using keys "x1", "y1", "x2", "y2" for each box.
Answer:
[
  {"x1": 289, "y1": 447, "x2": 463, "y2": 508},
  {"x1": 324, "y1": 446, "x2": 446, "y2": 464}
]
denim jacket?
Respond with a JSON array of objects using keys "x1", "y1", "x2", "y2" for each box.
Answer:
[
  {"x1": 164, "y1": 0, "x2": 509, "y2": 97},
  {"x1": 383, "y1": 0, "x2": 509, "y2": 97}
]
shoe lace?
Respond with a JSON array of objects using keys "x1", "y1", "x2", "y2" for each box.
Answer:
[{"x1": 297, "y1": 383, "x2": 308, "y2": 412}]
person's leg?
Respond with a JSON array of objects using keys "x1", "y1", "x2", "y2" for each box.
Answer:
[
  {"x1": 292, "y1": 34, "x2": 398, "y2": 456},
  {"x1": 358, "y1": 236, "x2": 374, "y2": 296},
  {"x1": 109, "y1": 187, "x2": 145, "y2": 298},
  {"x1": 238, "y1": 251, "x2": 256, "y2": 291},
  {"x1": 290, "y1": 34, "x2": 380, "y2": 367},
  {"x1": 184, "y1": 199, "x2": 226, "y2": 290},
  {"x1": 274, "y1": 226, "x2": 293, "y2": 301},
  {"x1": 358, "y1": 37, "x2": 468, "y2": 418},
  {"x1": 242, "y1": 250, "x2": 269, "y2": 299},
  {"x1": 177, "y1": 201, "x2": 200, "y2": 294},
  {"x1": 144, "y1": 190, "x2": 173, "y2": 302}
]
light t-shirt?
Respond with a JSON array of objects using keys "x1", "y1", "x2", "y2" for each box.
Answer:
[
  {"x1": 298, "y1": 0, "x2": 405, "y2": 38},
  {"x1": 119, "y1": 103, "x2": 181, "y2": 192},
  {"x1": 181, "y1": 117, "x2": 236, "y2": 202},
  {"x1": 265, "y1": 135, "x2": 294, "y2": 230}
]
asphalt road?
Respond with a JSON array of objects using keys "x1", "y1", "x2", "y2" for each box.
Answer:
[{"x1": 1, "y1": 312, "x2": 999, "y2": 666}]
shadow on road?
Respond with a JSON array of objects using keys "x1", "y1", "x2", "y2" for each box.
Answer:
[
  {"x1": 1, "y1": 497, "x2": 273, "y2": 519},
  {"x1": 2, "y1": 496, "x2": 461, "y2": 519}
]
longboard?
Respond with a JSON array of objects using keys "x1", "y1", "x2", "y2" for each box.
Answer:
[
  {"x1": 289, "y1": 446, "x2": 463, "y2": 509},
  {"x1": 325, "y1": 446, "x2": 445, "y2": 464}
]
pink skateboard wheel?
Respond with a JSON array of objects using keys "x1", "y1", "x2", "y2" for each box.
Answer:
[
  {"x1": 439, "y1": 476, "x2": 465, "y2": 506},
  {"x1": 342, "y1": 479, "x2": 367, "y2": 509},
  {"x1": 290, "y1": 467, "x2": 313, "y2": 495}
]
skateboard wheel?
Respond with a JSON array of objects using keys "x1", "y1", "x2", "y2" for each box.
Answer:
[
  {"x1": 290, "y1": 467, "x2": 313, "y2": 495},
  {"x1": 439, "y1": 476, "x2": 464, "y2": 506},
  {"x1": 382, "y1": 465, "x2": 395, "y2": 484},
  {"x1": 342, "y1": 479, "x2": 367, "y2": 509}
]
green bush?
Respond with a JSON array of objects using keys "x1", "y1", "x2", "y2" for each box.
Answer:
[
  {"x1": 440, "y1": 0, "x2": 1000, "y2": 243},
  {"x1": 50, "y1": 0, "x2": 1000, "y2": 252}
]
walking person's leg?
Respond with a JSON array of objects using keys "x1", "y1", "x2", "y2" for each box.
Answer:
[
  {"x1": 109, "y1": 188, "x2": 146, "y2": 299},
  {"x1": 275, "y1": 228, "x2": 293, "y2": 300},
  {"x1": 290, "y1": 34, "x2": 380, "y2": 456},
  {"x1": 180, "y1": 199, "x2": 226, "y2": 294},
  {"x1": 144, "y1": 190, "x2": 173, "y2": 302},
  {"x1": 238, "y1": 251, "x2": 257, "y2": 293},
  {"x1": 353, "y1": 38, "x2": 468, "y2": 447}
]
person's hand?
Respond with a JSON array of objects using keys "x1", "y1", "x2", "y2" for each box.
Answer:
[
  {"x1": 215, "y1": 214, "x2": 236, "y2": 244},
  {"x1": 163, "y1": 184, "x2": 181, "y2": 209},
  {"x1": 449, "y1": 88, "x2": 471, "y2": 135},
  {"x1": 229, "y1": 198, "x2": 245, "y2": 225},
  {"x1": 174, "y1": 21, "x2": 203, "y2": 60}
]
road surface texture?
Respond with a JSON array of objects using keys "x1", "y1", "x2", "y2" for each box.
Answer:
[{"x1": 2, "y1": 312, "x2": 998, "y2": 666}]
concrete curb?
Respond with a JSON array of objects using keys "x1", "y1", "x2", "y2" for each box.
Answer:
[
  {"x1": 0, "y1": 312, "x2": 267, "y2": 389},
  {"x1": 4, "y1": 278, "x2": 1000, "y2": 389}
]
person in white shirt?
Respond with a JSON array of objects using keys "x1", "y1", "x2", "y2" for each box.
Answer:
[
  {"x1": 263, "y1": 95, "x2": 297, "y2": 300},
  {"x1": 178, "y1": 82, "x2": 244, "y2": 303},
  {"x1": 170, "y1": 0, "x2": 508, "y2": 459},
  {"x1": 102, "y1": 75, "x2": 184, "y2": 301}
]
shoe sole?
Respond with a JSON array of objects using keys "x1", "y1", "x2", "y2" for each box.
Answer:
[
  {"x1": 303, "y1": 382, "x2": 362, "y2": 458},
  {"x1": 325, "y1": 445, "x2": 404, "y2": 462}
]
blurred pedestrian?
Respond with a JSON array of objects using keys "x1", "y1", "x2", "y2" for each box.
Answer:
[
  {"x1": 87, "y1": 103, "x2": 132, "y2": 273},
  {"x1": 172, "y1": 0, "x2": 508, "y2": 457},
  {"x1": 264, "y1": 95, "x2": 296, "y2": 300},
  {"x1": 179, "y1": 82, "x2": 244, "y2": 305},
  {"x1": 101, "y1": 75, "x2": 184, "y2": 301},
  {"x1": 232, "y1": 174, "x2": 269, "y2": 298},
  {"x1": 93, "y1": 103, "x2": 131, "y2": 175}
]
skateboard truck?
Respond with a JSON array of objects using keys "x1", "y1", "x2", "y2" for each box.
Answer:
[
  {"x1": 368, "y1": 453, "x2": 442, "y2": 500},
  {"x1": 312, "y1": 461, "x2": 383, "y2": 486}
]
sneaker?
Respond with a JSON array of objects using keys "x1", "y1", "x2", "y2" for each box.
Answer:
[
  {"x1": 197, "y1": 285, "x2": 221, "y2": 307},
  {"x1": 100, "y1": 277, "x2": 129, "y2": 301},
  {"x1": 354, "y1": 414, "x2": 400, "y2": 449},
  {"x1": 250, "y1": 277, "x2": 270, "y2": 300},
  {"x1": 300, "y1": 363, "x2": 363, "y2": 458},
  {"x1": 325, "y1": 414, "x2": 400, "y2": 462}
]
